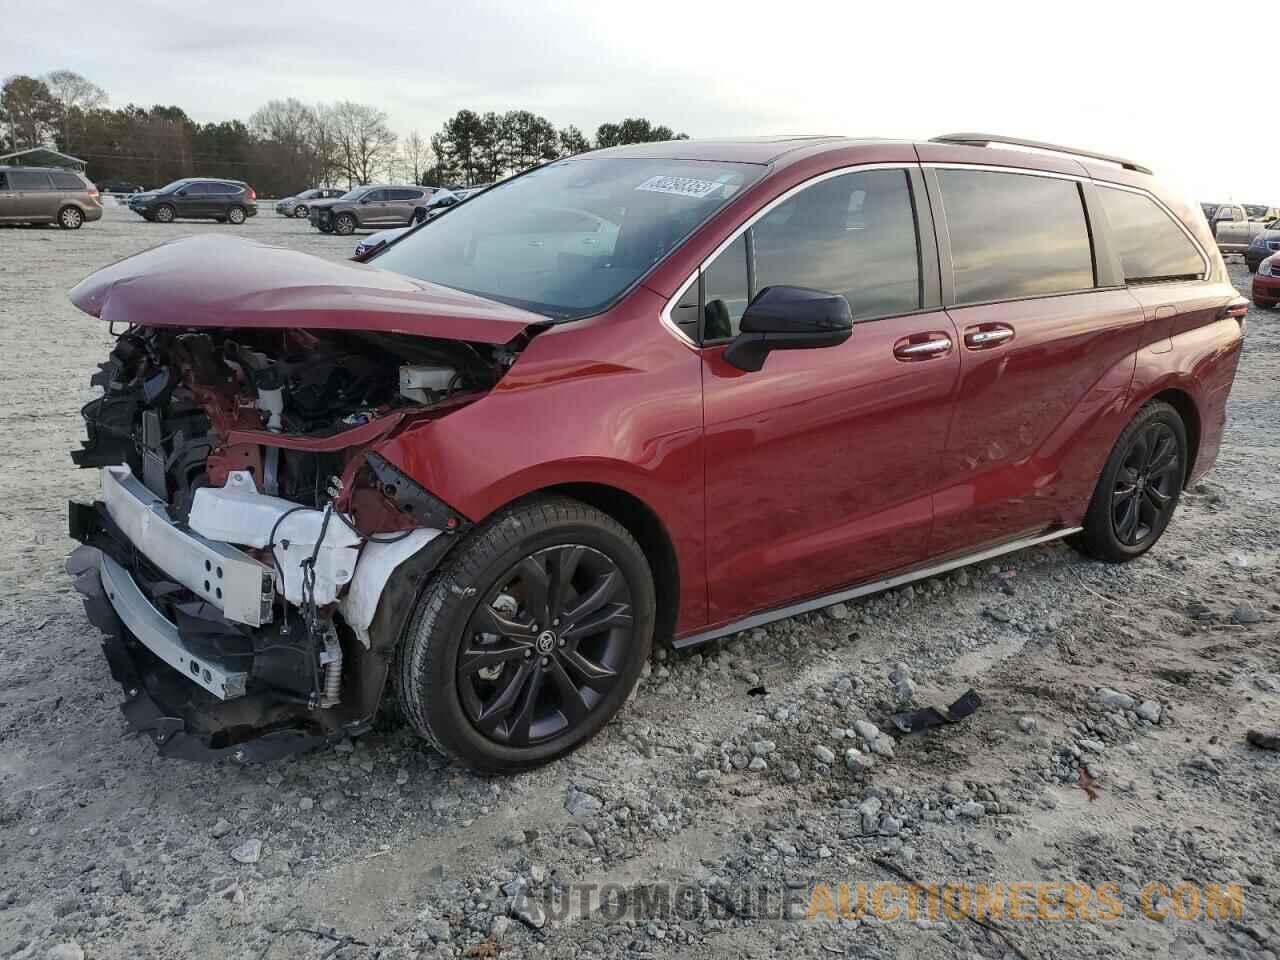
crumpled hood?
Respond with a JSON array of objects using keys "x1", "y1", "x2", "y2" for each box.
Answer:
[{"x1": 69, "y1": 234, "x2": 548, "y2": 344}]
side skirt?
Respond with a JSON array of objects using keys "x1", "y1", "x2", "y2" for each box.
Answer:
[{"x1": 672, "y1": 526, "x2": 1082, "y2": 651}]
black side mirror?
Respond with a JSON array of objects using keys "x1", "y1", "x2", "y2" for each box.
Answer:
[{"x1": 722, "y1": 285, "x2": 853, "y2": 372}]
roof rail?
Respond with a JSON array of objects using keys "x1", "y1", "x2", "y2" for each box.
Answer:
[{"x1": 929, "y1": 133, "x2": 1152, "y2": 176}]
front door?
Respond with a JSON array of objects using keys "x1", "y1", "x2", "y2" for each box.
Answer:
[{"x1": 692, "y1": 166, "x2": 960, "y2": 625}]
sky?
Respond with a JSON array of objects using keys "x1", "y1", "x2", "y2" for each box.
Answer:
[{"x1": 6, "y1": 0, "x2": 1275, "y2": 204}]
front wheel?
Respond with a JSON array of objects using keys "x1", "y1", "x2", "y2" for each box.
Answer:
[
  {"x1": 153, "y1": 204, "x2": 176, "y2": 223},
  {"x1": 333, "y1": 212, "x2": 356, "y2": 236},
  {"x1": 1071, "y1": 401, "x2": 1187, "y2": 562},
  {"x1": 294, "y1": 205, "x2": 308, "y2": 218},
  {"x1": 395, "y1": 496, "x2": 655, "y2": 773}
]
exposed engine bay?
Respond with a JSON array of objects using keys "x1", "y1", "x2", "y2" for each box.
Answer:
[{"x1": 66, "y1": 324, "x2": 519, "y2": 760}]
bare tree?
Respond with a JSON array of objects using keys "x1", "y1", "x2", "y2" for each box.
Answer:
[
  {"x1": 401, "y1": 130, "x2": 428, "y2": 185},
  {"x1": 329, "y1": 101, "x2": 397, "y2": 186},
  {"x1": 43, "y1": 70, "x2": 106, "y2": 149}
]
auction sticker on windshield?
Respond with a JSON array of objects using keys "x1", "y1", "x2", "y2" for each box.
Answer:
[{"x1": 635, "y1": 175, "x2": 726, "y2": 199}]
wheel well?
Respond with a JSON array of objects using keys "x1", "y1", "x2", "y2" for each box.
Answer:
[
  {"x1": 1151, "y1": 388, "x2": 1200, "y2": 485},
  {"x1": 547, "y1": 483, "x2": 680, "y2": 646}
]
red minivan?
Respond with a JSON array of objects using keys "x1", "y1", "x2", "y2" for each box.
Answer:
[{"x1": 66, "y1": 134, "x2": 1245, "y2": 771}]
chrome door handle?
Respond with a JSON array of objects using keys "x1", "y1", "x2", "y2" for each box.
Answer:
[
  {"x1": 963, "y1": 325, "x2": 1015, "y2": 349},
  {"x1": 893, "y1": 336, "x2": 952, "y2": 361}
]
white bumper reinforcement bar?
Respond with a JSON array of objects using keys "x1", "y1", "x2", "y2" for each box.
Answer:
[{"x1": 101, "y1": 465, "x2": 275, "y2": 627}]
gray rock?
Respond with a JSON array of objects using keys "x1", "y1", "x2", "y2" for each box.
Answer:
[
  {"x1": 870, "y1": 736, "x2": 896, "y2": 759},
  {"x1": 813, "y1": 744, "x2": 836, "y2": 765},
  {"x1": 858, "y1": 797, "x2": 883, "y2": 818},
  {"x1": 298, "y1": 797, "x2": 314, "y2": 811},
  {"x1": 749, "y1": 740, "x2": 776, "y2": 757},
  {"x1": 421, "y1": 918, "x2": 451, "y2": 944},
  {"x1": 694, "y1": 768, "x2": 720, "y2": 783},
  {"x1": 1232, "y1": 604, "x2": 1264, "y2": 625},
  {"x1": 878, "y1": 815, "x2": 902, "y2": 837},
  {"x1": 46, "y1": 944, "x2": 84, "y2": 960},
  {"x1": 769, "y1": 834, "x2": 798, "y2": 856},
  {"x1": 827, "y1": 603, "x2": 852, "y2": 621},
  {"x1": 958, "y1": 801, "x2": 985, "y2": 819},
  {"x1": 942, "y1": 780, "x2": 967, "y2": 797},
  {"x1": 1018, "y1": 716, "x2": 1037, "y2": 734},
  {"x1": 566, "y1": 827, "x2": 595, "y2": 848},
  {"x1": 230, "y1": 838, "x2": 262, "y2": 864},
  {"x1": 1094, "y1": 688, "x2": 1135, "y2": 711},
  {"x1": 511, "y1": 895, "x2": 547, "y2": 929},
  {"x1": 210, "y1": 818, "x2": 233, "y2": 839},
  {"x1": 565, "y1": 787, "x2": 602, "y2": 816},
  {"x1": 489, "y1": 915, "x2": 512, "y2": 939},
  {"x1": 334, "y1": 738, "x2": 355, "y2": 753},
  {"x1": 781, "y1": 761, "x2": 802, "y2": 783},
  {"x1": 748, "y1": 757, "x2": 768, "y2": 772},
  {"x1": 1078, "y1": 739, "x2": 1106, "y2": 754},
  {"x1": 844, "y1": 748, "x2": 875, "y2": 774},
  {"x1": 853, "y1": 720, "x2": 881, "y2": 741},
  {"x1": 320, "y1": 790, "x2": 344, "y2": 813},
  {"x1": 1136, "y1": 701, "x2": 1162, "y2": 723}
]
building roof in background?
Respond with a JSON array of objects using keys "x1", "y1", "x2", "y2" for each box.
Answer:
[{"x1": 0, "y1": 147, "x2": 86, "y2": 170}]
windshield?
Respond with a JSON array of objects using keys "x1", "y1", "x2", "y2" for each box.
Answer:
[{"x1": 370, "y1": 158, "x2": 764, "y2": 319}]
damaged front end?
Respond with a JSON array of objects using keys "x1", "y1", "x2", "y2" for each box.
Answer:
[{"x1": 66, "y1": 266, "x2": 535, "y2": 760}]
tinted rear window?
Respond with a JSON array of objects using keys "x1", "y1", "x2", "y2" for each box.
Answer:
[
  {"x1": 938, "y1": 169, "x2": 1095, "y2": 304},
  {"x1": 1097, "y1": 187, "x2": 1205, "y2": 283},
  {"x1": 50, "y1": 172, "x2": 85, "y2": 190}
]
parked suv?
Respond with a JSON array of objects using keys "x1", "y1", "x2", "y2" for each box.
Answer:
[
  {"x1": 65, "y1": 135, "x2": 1244, "y2": 772},
  {"x1": 275, "y1": 187, "x2": 345, "y2": 219},
  {"x1": 308, "y1": 184, "x2": 434, "y2": 235},
  {"x1": 128, "y1": 178, "x2": 257, "y2": 223},
  {"x1": 0, "y1": 166, "x2": 102, "y2": 228}
]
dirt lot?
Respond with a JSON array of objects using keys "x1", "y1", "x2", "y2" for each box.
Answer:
[{"x1": 1, "y1": 203, "x2": 1277, "y2": 960}]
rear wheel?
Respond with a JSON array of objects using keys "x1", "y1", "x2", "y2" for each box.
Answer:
[
  {"x1": 57, "y1": 206, "x2": 84, "y2": 229},
  {"x1": 1071, "y1": 401, "x2": 1187, "y2": 562},
  {"x1": 333, "y1": 212, "x2": 356, "y2": 236},
  {"x1": 154, "y1": 204, "x2": 176, "y2": 223},
  {"x1": 227, "y1": 205, "x2": 247, "y2": 225},
  {"x1": 395, "y1": 496, "x2": 654, "y2": 773}
]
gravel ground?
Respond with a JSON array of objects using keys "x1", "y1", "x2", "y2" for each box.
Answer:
[{"x1": 1, "y1": 204, "x2": 1277, "y2": 960}]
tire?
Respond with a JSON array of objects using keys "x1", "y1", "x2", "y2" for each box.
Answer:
[
  {"x1": 227, "y1": 205, "x2": 246, "y2": 225},
  {"x1": 1071, "y1": 401, "x2": 1187, "y2": 563},
  {"x1": 154, "y1": 204, "x2": 176, "y2": 224},
  {"x1": 318, "y1": 221, "x2": 333, "y2": 234},
  {"x1": 1255, "y1": 298, "x2": 1277, "y2": 310},
  {"x1": 1247, "y1": 263, "x2": 1257, "y2": 274},
  {"x1": 57, "y1": 206, "x2": 84, "y2": 230},
  {"x1": 333, "y1": 212, "x2": 356, "y2": 236},
  {"x1": 395, "y1": 495, "x2": 655, "y2": 774},
  {"x1": 294, "y1": 205, "x2": 308, "y2": 219}
]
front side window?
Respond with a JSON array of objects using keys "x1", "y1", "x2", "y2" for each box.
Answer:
[
  {"x1": 937, "y1": 169, "x2": 1095, "y2": 304},
  {"x1": 363, "y1": 189, "x2": 388, "y2": 202},
  {"x1": 371, "y1": 157, "x2": 763, "y2": 319},
  {"x1": 1097, "y1": 187, "x2": 1205, "y2": 283},
  {"x1": 682, "y1": 168, "x2": 921, "y2": 342}
]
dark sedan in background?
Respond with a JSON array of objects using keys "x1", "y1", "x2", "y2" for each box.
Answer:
[{"x1": 129, "y1": 178, "x2": 258, "y2": 223}]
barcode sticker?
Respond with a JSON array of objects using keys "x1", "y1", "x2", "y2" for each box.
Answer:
[{"x1": 635, "y1": 175, "x2": 725, "y2": 199}]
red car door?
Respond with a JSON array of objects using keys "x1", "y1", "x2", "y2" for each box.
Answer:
[
  {"x1": 924, "y1": 168, "x2": 1146, "y2": 555},
  {"x1": 688, "y1": 166, "x2": 961, "y2": 627}
]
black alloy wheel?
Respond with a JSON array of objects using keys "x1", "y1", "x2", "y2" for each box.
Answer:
[
  {"x1": 1111, "y1": 421, "x2": 1180, "y2": 546},
  {"x1": 458, "y1": 545, "x2": 633, "y2": 747},
  {"x1": 395, "y1": 495, "x2": 655, "y2": 773}
]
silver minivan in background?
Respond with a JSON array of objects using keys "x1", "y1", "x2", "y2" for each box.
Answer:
[{"x1": 0, "y1": 166, "x2": 103, "y2": 229}]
